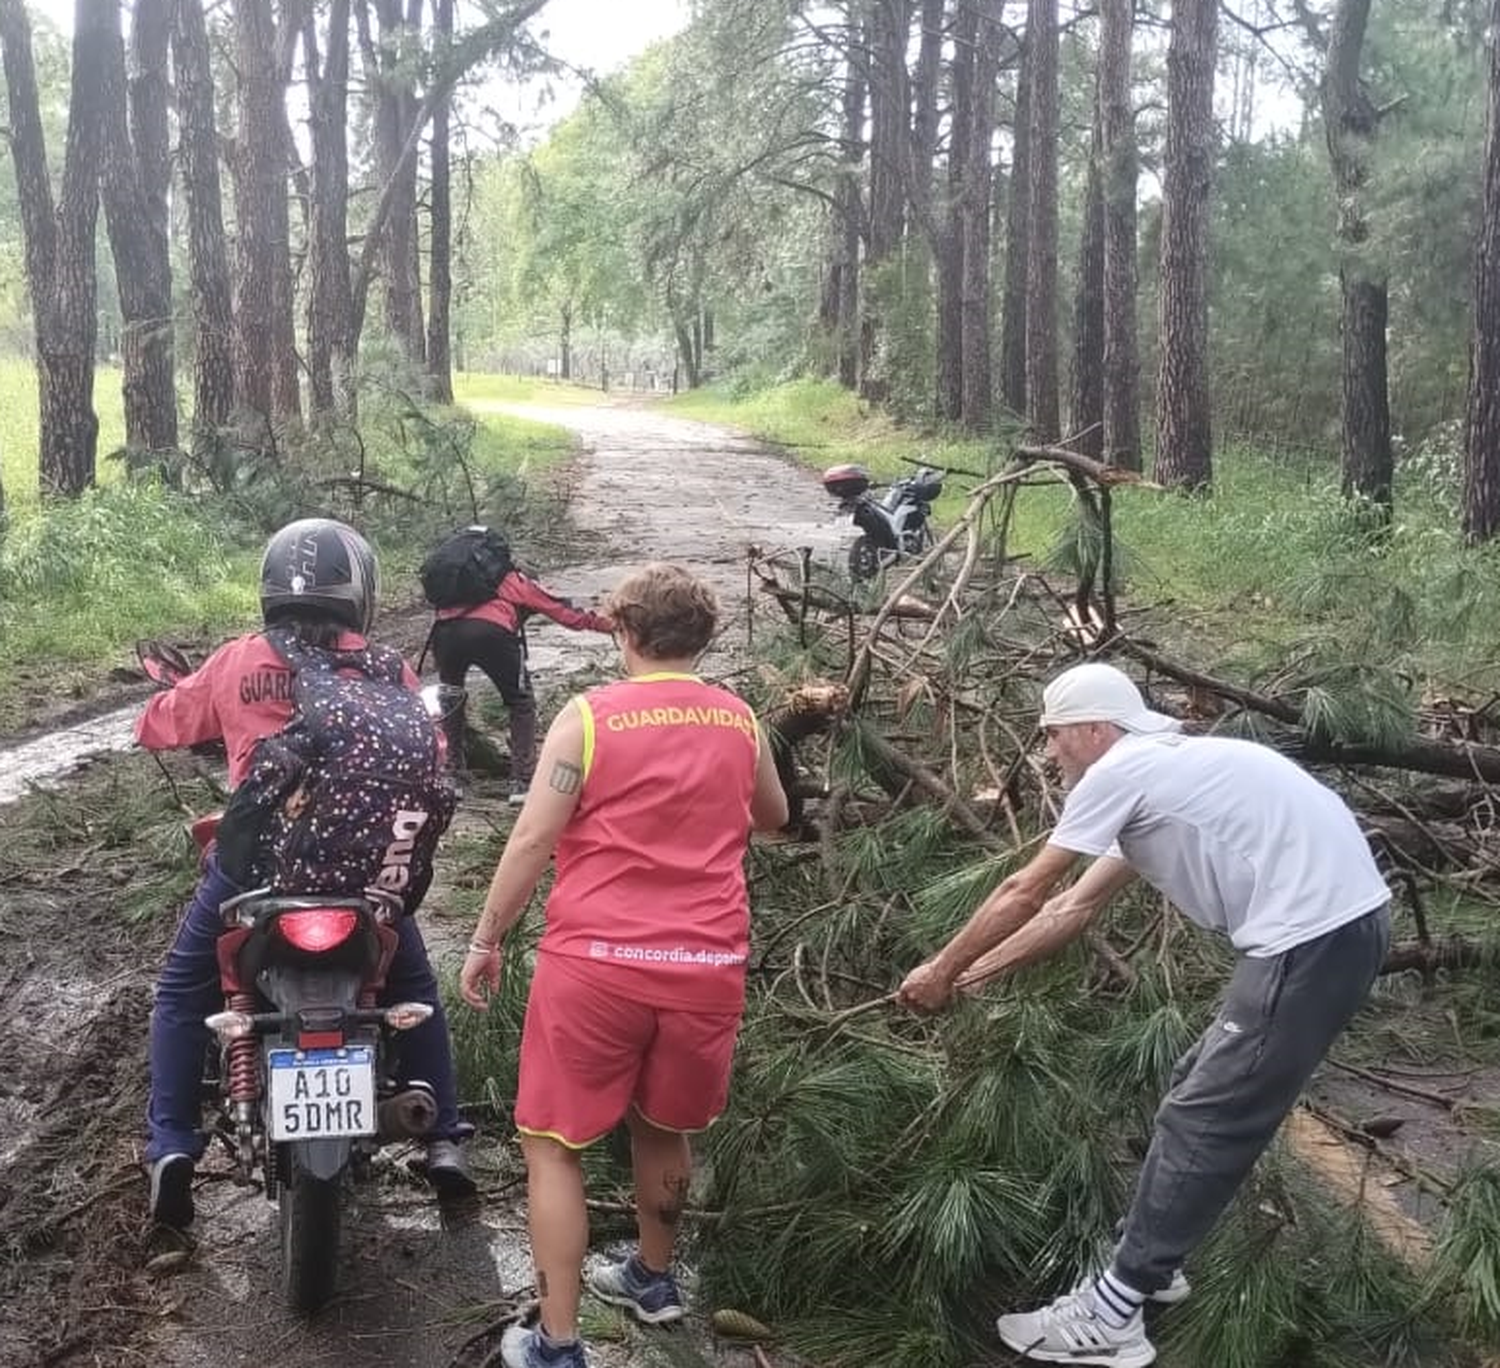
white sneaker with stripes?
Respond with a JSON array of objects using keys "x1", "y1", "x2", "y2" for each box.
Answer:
[{"x1": 996, "y1": 1290, "x2": 1156, "y2": 1367}]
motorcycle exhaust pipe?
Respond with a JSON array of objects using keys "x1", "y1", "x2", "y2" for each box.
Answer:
[{"x1": 379, "y1": 1085, "x2": 439, "y2": 1140}]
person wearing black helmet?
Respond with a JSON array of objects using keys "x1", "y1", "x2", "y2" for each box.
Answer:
[{"x1": 135, "y1": 518, "x2": 474, "y2": 1228}]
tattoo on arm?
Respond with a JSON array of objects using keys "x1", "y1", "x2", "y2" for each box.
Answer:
[{"x1": 548, "y1": 760, "x2": 583, "y2": 794}]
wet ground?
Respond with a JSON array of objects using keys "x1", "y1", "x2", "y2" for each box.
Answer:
[{"x1": 0, "y1": 399, "x2": 844, "y2": 1368}]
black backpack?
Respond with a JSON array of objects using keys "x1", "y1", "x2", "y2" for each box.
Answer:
[
  {"x1": 419, "y1": 526, "x2": 514, "y2": 609},
  {"x1": 217, "y1": 629, "x2": 457, "y2": 914}
]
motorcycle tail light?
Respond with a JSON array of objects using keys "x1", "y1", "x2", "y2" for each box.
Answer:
[
  {"x1": 206, "y1": 1009, "x2": 255, "y2": 1040},
  {"x1": 274, "y1": 908, "x2": 359, "y2": 952},
  {"x1": 383, "y1": 1002, "x2": 435, "y2": 1031}
]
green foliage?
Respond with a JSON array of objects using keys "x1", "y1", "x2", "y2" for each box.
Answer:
[{"x1": 1432, "y1": 1165, "x2": 1500, "y2": 1342}]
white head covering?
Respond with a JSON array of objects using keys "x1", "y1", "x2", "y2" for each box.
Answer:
[{"x1": 1040, "y1": 663, "x2": 1182, "y2": 735}]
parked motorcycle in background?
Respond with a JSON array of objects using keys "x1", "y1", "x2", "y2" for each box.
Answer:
[
  {"x1": 136, "y1": 641, "x2": 461, "y2": 1312},
  {"x1": 822, "y1": 460, "x2": 946, "y2": 580}
]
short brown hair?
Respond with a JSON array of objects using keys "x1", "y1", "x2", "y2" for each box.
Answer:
[{"x1": 604, "y1": 562, "x2": 718, "y2": 661}]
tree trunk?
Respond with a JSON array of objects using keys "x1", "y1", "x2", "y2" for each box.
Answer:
[
  {"x1": 1463, "y1": 0, "x2": 1500, "y2": 542},
  {"x1": 172, "y1": 0, "x2": 235, "y2": 450},
  {"x1": 998, "y1": 38, "x2": 1031, "y2": 416},
  {"x1": 908, "y1": 0, "x2": 945, "y2": 234},
  {"x1": 1321, "y1": 0, "x2": 1392, "y2": 511},
  {"x1": 1154, "y1": 0, "x2": 1217, "y2": 491},
  {"x1": 230, "y1": 0, "x2": 284, "y2": 436},
  {"x1": 99, "y1": 0, "x2": 177, "y2": 459},
  {"x1": 270, "y1": 4, "x2": 303, "y2": 424},
  {"x1": 1023, "y1": 0, "x2": 1059, "y2": 441},
  {"x1": 426, "y1": 0, "x2": 455, "y2": 403},
  {"x1": 937, "y1": 0, "x2": 977, "y2": 422},
  {"x1": 305, "y1": 0, "x2": 355, "y2": 417},
  {"x1": 560, "y1": 300, "x2": 573, "y2": 380},
  {"x1": 1099, "y1": 0, "x2": 1140, "y2": 469},
  {"x1": 860, "y1": 0, "x2": 910, "y2": 402},
  {"x1": 0, "y1": 0, "x2": 107, "y2": 496},
  {"x1": 1070, "y1": 103, "x2": 1105, "y2": 460},
  {"x1": 819, "y1": 21, "x2": 865, "y2": 390},
  {"x1": 959, "y1": 0, "x2": 1004, "y2": 430},
  {"x1": 366, "y1": 0, "x2": 426, "y2": 361}
]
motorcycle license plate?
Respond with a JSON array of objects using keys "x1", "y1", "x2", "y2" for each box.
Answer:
[{"x1": 267, "y1": 1046, "x2": 376, "y2": 1141}]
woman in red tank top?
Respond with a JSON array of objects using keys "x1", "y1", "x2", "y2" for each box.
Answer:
[{"x1": 459, "y1": 563, "x2": 788, "y2": 1368}]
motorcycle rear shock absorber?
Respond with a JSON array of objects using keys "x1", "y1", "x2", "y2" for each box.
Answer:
[{"x1": 225, "y1": 990, "x2": 260, "y2": 1180}]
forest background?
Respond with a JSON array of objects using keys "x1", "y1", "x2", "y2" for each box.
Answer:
[{"x1": 8, "y1": 2, "x2": 1500, "y2": 1367}]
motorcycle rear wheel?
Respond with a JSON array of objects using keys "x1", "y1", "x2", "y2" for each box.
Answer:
[
  {"x1": 848, "y1": 535, "x2": 884, "y2": 581},
  {"x1": 280, "y1": 1164, "x2": 342, "y2": 1311}
]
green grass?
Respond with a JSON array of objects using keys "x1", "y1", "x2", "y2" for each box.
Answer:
[
  {"x1": 453, "y1": 371, "x2": 608, "y2": 408},
  {"x1": 0, "y1": 358, "x2": 129, "y2": 508}
]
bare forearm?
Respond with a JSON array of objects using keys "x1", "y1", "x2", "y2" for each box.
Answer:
[
  {"x1": 957, "y1": 857, "x2": 1135, "y2": 989},
  {"x1": 473, "y1": 833, "x2": 554, "y2": 945},
  {"x1": 958, "y1": 901, "x2": 1095, "y2": 987},
  {"x1": 930, "y1": 881, "x2": 1045, "y2": 982}
]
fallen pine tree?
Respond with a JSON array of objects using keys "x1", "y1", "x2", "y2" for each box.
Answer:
[{"x1": 453, "y1": 441, "x2": 1500, "y2": 1368}]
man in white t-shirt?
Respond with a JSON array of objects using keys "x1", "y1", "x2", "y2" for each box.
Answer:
[{"x1": 898, "y1": 662, "x2": 1390, "y2": 1368}]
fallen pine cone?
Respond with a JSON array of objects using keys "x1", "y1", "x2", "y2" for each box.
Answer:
[{"x1": 711, "y1": 1308, "x2": 774, "y2": 1341}]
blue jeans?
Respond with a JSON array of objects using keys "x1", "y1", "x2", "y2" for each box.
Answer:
[{"x1": 144, "y1": 853, "x2": 464, "y2": 1162}]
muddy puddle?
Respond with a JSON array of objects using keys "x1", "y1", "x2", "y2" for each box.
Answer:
[{"x1": 0, "y1": 399, "x2": 838, "y2": 1368}]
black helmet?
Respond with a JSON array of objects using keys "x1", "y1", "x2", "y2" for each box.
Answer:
[{"x1": 259, "y1": 518, "x2": 379, "y2": 633}]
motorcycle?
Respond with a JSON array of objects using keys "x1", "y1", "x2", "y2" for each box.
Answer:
[
  {"x1": 821, "y1": 460, "x2": 946, "y2": 580},
  {"x1": 137, "y1": 640, "x2": 463, "y2": 1311}
]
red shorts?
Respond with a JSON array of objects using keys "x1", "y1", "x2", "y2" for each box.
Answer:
[{"x1": 515, "y1": 953, "x2": 742, "y2": 1148}]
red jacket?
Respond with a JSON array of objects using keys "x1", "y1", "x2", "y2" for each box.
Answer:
[
  {"x1": 135, "y1": 631, "x2": 421, "y2": 788},
  {"x1": 434, "y1": 569, "x2": 611, "y2": 636}
]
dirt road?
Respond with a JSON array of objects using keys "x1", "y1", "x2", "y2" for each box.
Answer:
[{"x1": 0, "y1": 400, "x2": 841, "y2": 1368}]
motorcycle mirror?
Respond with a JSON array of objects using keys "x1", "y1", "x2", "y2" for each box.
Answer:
[
  {"x1": 136, "y1": 639, "x2": 193, "y2": 689},
  {"x1": 420, "y1": 683, "x2": 466, "y2": 722}
]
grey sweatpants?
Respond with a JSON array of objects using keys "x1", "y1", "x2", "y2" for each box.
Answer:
[{"x1": 1112, "y1": 904, "x2": 1390, "y2": 1294}]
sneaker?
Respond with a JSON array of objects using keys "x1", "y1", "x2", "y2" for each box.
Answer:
[
  {"x1": 148, "y1": 1153, "x2": 195, "y2": 1229},
  {"x1": 425, "y1": 1138, "x2": 478, "y2": 1202},
  {"x1": 500, "y1": 1324, "x2": 587, "y2": 1368},
  {"x1": 996, "y1": 1291, "x2": 1156, "y2": 1368},
  {"x1": 507, "y1": 782, "x2": 530, "y2": 808},
  {"x1": 588, "y1": 1252, "x2": 685, "y2": 1325}
]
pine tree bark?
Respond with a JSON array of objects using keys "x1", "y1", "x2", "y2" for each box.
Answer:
[
  {"x1": 937, "y1": 0, "x2": 978, "y2": 422},
  {"x1": 1070, "y1": 104, "x2": 1105, "y2": 460},
  {"x1": 99, "y1": 0, "x2": 177, "y2": 458},
  {"x1": 1099, "y1": 0, "x2": 1140, "y2": 469},
  {"x1": 365, "y1": 0, "x2": 427, "y2": 362},
  {"x1": 0, "y1": 0, "x2": 107, "y2": 496},
  {"x1": 270, "y1": 4, "x2": 303, "y2": 423},
  {"x1": 172, "y1": 0, "x2": 235, "y2": 450},
  {"x1": 1023, "y1": 0, "x2": 1060, "y2": 441},
  {"x1": 1321, "y1": 0, "x2": 1392, "y2": 511},
  {"x1": 230, "y1": 0, "x2": 285, "y2": 434},
  {"x1": 998, "y1": 38, "x2": 1031, "y2": 416},
  {"x1": 860, "y1": 0, "x2": 911, "y2": 401},
  {"x1": 426, "y1": 0, "x2": 455, "y2": 402},
  {"x1": 305, "y1": 0, "x2": 355, "y2": 416},
  {"x1": 1463, "y1": 0, "x2": 1500, "y2": 542},
  {"x1": 908, "y1": 0, "x2": 945, "y2": 234},
  {"x1": 819, "y1": 28, "x2": 865, "y2": 390},
  {"x1": 959, "y1": 0, "x2": 1005, "y2": 430},
  {"x1": 1154, "y1": 0, "x2": 1217, "y2": 491}
]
